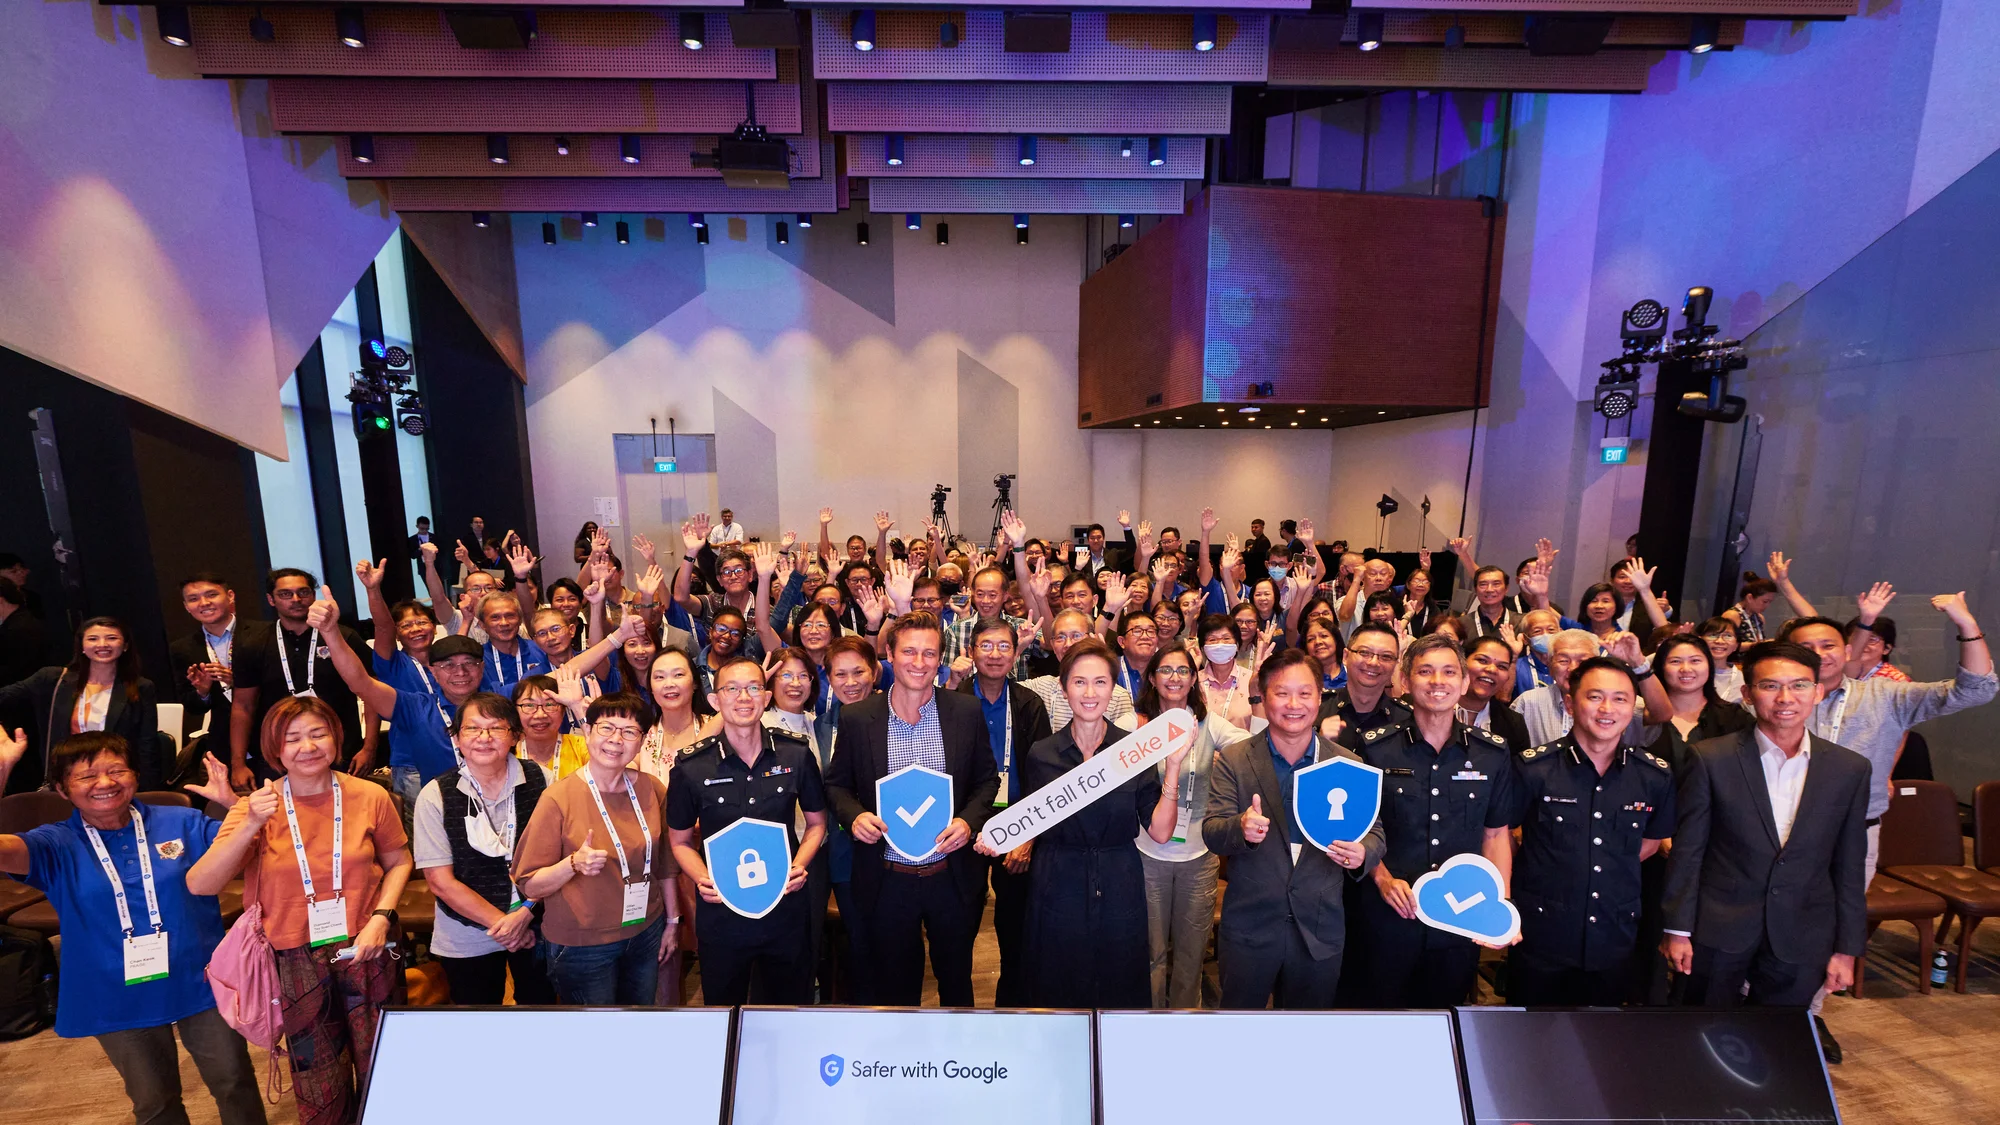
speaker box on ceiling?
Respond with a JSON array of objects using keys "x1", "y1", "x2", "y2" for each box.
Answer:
[
  {"x1": 728, "y1": 10, "x2": 801, "y2": 49},
  {"x1": 1004, "y1": 12, "x2": 1072, "y2": 53},
  {"x1": 1523, "y1": 15, "x2": 1615, "y2": 56},
  {"x1": 445, "y1": 8, "x2": 537, "y2": 50},
  {"x1": 1271, "y1": 15, "x2": 1350, "y2": 52}
]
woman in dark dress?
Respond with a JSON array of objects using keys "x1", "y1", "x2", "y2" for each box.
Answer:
[{"x1": 996, "y1": 638, "x2": 1183, "y2": 1009}]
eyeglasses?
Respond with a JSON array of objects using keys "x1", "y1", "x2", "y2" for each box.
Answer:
[
  {"x1": 460, "y1": 724, "x2": 514, "y2": 740},
  {"x1": 1350, "y1": 647, "x2": 1398, "y2": 664},
  {"x1": 710, "y1": 625, "x2": 742, "y2": 638},
  {"x1": 975, "y1": 641, "x2": 1015, "y2": 655},
  {"x1": 716, "y1": 683, "x2": 766, "y2": 698},
  {"x1": 518, "y1": 700, "x2": 563, "y2": 713},
  {"x1": 1053, "y1": 630, "x2": 1090, "y2": 644},
  {"x1": 1156, "y1": 666, "x2": 1193, "y2": 679},
  {"x1": 775, "y1": 671, "x2": 811, "y2": 684},
  {"x1": 1123, "y1": 627, "x2": 1158, "y2": 639},
  {"x1": 532, "y1": 626, "x2": 569, "y2": 639},
  {"x1": 592, "y1": 723, "x2": 643, "y2": 743},
  {"x1": 718, "y1": 566, "x2": 749, "y2": 578}
]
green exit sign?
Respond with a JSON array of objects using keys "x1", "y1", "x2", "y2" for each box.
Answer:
[{"x1": 1600, "y1": 445, "x2": 1629, "y2": 465}]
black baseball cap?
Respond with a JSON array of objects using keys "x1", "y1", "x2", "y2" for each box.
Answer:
[{"x1": 430, "y1": 635, "x2": 484, "y2": 663}]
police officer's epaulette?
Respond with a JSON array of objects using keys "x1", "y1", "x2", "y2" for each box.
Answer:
[
  {"x1": 1466, "y1": 725, "x2": 1509, "y2": 749},
  {"x1": 684, "y1": 734, "x2": 725, "y2": 758},
  {"x1": 1363, "y1": 721, "x2": 1405, "y2": 743},
  {"x1": 1639, "y1": 750, "x2": 1671, "y2": 772},
  {"x1": 767, "y1": 727, "x2": 810, "y2": 748},
  {"x1": 1520, "y1": 743, "x2": 1554, "y2": 761}
]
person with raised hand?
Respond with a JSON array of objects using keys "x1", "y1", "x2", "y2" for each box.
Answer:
[{"x1": 511, "y1": 668, "x2": 592, "y2": 785}]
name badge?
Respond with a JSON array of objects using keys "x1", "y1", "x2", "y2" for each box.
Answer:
[
  {"x1": 307, "y1": 897, "x2": 348, "y2": 947},
  {"x1": 993, "y1": 769, "x2": 1010, "y2": 809},
  {"x1": 1544, "y1": 795, "x2": 1579, "y2": 805},
  {"x1": 1169, "y1": 804, "x2": 1194, "y2": 845},
  {"x1": 621, "y1": 880, "x2": 650, "y2": 926},
  {"x1": 294, "y1": 689, "x2": 319, "y2": 700},
  {"x1": 1386, "y1": 768, "x2": 1416, "y2": 777},
  {"x1": 124, "y1": 931, "x2": 170, "y2": 984},
  {"x1": 1452, "y1": 771, "x2": 1488, "y2": 781},
  {"x1": 703, "y1": 777, "x2": 735, "y2": 787}
]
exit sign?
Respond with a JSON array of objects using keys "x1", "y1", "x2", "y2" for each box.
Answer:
[
  {"x1": 653, "y1": 457, "x2": 678, "y2": 474},
  {"x1": 1600, "y1": 445, "x2": 1628, "y2": 465}
]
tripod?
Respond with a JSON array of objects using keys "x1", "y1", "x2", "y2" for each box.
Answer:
[
  {"x1": 930, "y1": 483, "x2": 953, "y2": 542},
  {"x1": 990, "y1": 475, "x2": 1016, "y2": 547}
]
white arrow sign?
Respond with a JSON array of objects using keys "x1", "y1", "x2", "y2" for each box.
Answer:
[{"x1": 979, "y1": 708, "x2": 1196, "y2": 853}]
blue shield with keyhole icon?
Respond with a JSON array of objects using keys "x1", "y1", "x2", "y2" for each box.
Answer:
[
  {"x1": 876, "y1": 764, "x2": 954, "y2": 863},
  {"x1": 703, "y1": 817, "x2": 791, "y2": 920},
  {"x1": 1292, "y1": 755, "x2": 1383, "y2": 851}
]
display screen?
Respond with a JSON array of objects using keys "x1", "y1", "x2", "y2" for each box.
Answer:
[
  {"x1": 730, "y1": 1007, "x2": 1093, "y2": 1125},
  {"x1": 1100, "y1": 1011, "x2": 1465, "y2": 1125},
  {"x1": 1455, "y1": 1008, "x2": 1839, "y2": 1125}
]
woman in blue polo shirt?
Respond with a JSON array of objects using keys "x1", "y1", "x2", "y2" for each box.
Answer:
[{"x1": 0, "y1": 729, "x2": 264, "y2": 1125}]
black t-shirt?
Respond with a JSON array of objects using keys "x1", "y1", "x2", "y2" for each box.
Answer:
[{"x1": 232, "y1": 621, "x2": 373, "y2": 759}]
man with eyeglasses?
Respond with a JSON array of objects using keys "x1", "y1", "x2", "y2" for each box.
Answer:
[
  {"x1": 673, "y1": 515, "x2": 761, "y2": 641},
  {"x1": 1112, "y1": 609, "x2": 1159, "y2": 699},
  {"x1": 954, "y1": 618, "x2": 1053, "y2": 1006},
  {"x1": 1020, "y1": 610, "x2": 1138, "y2": 730},
  {"x1": 228, "y1": 570, "x2": 377, "y2": 789},
  {"x1": 826, "y1": 611, "x2": 1000, "y2": 1006},
  {"x1": 419, "y1": 541, "x2": 499, "y2": 643},
  {"x1": 668, "y1": 656, "x2": 828, "y2": 1005},
  {"x1": 940, "y1": 566, "x2": 1036, "y2": 679},
  {"x1": 169, "y1": 573, "x2": 238, "y2": 754},
  {"x1": 1316, "y1": 623, "x2": 1412, "y2": 751}
]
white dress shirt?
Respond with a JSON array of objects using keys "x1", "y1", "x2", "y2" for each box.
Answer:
[
  {"x1": 708, "y1": 521, "x2": 745, "y2": 546},
  {"x1": 1754, "y1": 728, "x2": 1813, "y2": 846}
]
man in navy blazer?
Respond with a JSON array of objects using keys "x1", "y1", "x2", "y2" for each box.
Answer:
[{"x1": 1662, "y1": 640, "x2": 1870, "y2": 1010}]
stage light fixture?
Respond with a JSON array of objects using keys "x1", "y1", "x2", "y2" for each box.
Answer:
[
  {"x1": 620, "y1": 135, "x2": 641, "y2": 164},
  {"x1": 1120, "y1": 138, "x2": 1133, "y2": 158},
  {"x1": 696, "y1": 225, "x2": 710, "y2": 244},
  {"x1": 1017, "y1": 226, "x2": 1029, "y2": 246},
  {"x1": 1444, "y1": 19, "x2": 1464, "y2": 49},
  {"x1": 680, "y1": 12, "x2": 706, "y2": 49},
  {"x1": 1013, "y1": 213, "x2": 1029, "y2": 229},
  {"x1": 1594, "y1": 377, "x2": 1640, "y2": 420},
  {"x1": 1148, "y1": 137, "x2": 1167, "y2": 166},
  {"x1": 776, "y1": 221, "x2": 790, "y2": 244},
  {"x1": 157, "y1": 5, "x2": 192, "y2": 46},
  {"x1": 856, "y1": 222, "x2": 870, "y2": 245},
  {"x1": 399, "y1": 407, "x2": 428, "y2": 437},
  {"x1": 851, "y1": 9, "x2": 875, "y2": 51},
  {"x1": 885, "y1": 134, "x2": 905, "y2": 166},
  {"x1": 555, "y1": 136, "x2": 571, "y2": 156},
  {"x1": 472, "y1": 212, "x2": 490, "y2": 228},
  {"x1": 1192, "y1": 13, "x2": 1216, "y2": 51},
  {"x1": 936, "y1": 223, "x2": 949, "y2": 245},
  {"x1": 250, "y1": 11, "x2": 276, "y2": 43},
  {"x1": 1690, "y1": 15, "x2": 1720, "y2": 54},
  {"x1": 1018, "y1": 136, "x2": 1037, "y2": 166},
  {"x1": 1238, "y1": 405, "x2": 1261, "y2": 414},
  {"x1": 689, "y1": 213, "x2": 706, "y2": 229},
  {"x1": 906, "y1": 213, "x2": 921, "y2": 231},
  {"x1": 1119, "y1": 214, "x2": 1135, "y2": 229},
  {"x1": 335, "y1": 5, "x2": 366, "y2": 47},
  {"x1": 349, "y1": 134, "x2": 375, "y2": 163},
  {"x1": 582, "y1": 212, "x2": 598, "y2": 227},
  {"x1": 939, "y1": 20, "x2": 959, "y2": 48},
  {"x1": 1356, "y1": 10, "x2": 1383, "y2": 51},
  {"x1": 486, "y1": 134, "x2": 510, "y2": 164},
  {"x1": 616, "y1": 220, "x2": 630, "y2": 244},
  {"x1": 797, "y1": 213, "x2": 813, "y2": 228},
  {"x1": 543, "y1": 221, "x2": 556, "y2": 245}
]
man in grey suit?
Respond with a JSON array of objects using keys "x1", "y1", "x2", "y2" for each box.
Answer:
[
  {"x1": 1662, "y1": 639, "x2": 1870, "y2": 1010},
  {"x1": 1204, "y1": 649, "x2": 1387, "y2": 1009}
]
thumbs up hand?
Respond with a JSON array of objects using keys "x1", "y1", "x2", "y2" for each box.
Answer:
[
  {"x1": 1241, "y1": 793, "x2": 1271, "y2": 845},
  {"x1": 571, "y1": 828, "x2": 610, "y2": 877},
  {"x1": 306, "y1": 586, "x2": 341, "y2": 634}
]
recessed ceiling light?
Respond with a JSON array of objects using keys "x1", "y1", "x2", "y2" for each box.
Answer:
[
  {"x1": 1319, "y1": 417, "x2": 1329, "y2": 422},
  {"x1": 1297, "y1": 408, "x2": 1306, "y2": 413},
  {"x1": 1221, "y1": 420, "x2": 1229, "y2": 425},
  {"x1": 1290, "y1": 422, "x2": 1298, "y2": 427},
  {"x1": 1239, "y1": 405, "x2": 1260, "y2": 414},
  {"x1": 1377, "y1": 410, "x2": 1387, "y2": 415}
]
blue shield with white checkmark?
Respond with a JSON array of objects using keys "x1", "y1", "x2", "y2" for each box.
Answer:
[
  {"x1": 1292, "y1": 755, "x2": 1383, "y2": 851},
  {"x1": 703, "y1": 817, "x2": 791, "y2": 920},
  {"x1": 876, "y1": 764, "x2": 954, "y2": 863},
  {"x1": 1412, "y1": 853, "x2": 1521, "y2": 944}
]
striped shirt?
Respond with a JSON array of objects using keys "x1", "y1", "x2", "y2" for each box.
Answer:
[
  {"x1": 885, "y1": 693, "x2": 947, "y2": 863},
  {"x1": 940, "y1": 612, "x2": 1037, "y2": 679}
]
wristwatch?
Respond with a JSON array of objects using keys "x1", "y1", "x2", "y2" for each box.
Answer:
[{"x1": 1628, "y1": 663, "x2": 1654, "y2": 678}]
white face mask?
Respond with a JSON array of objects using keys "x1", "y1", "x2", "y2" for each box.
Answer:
[
  {"x1": 464, "y1": 812, "x2": 512, "y2": 858},
  {"x1": 1203, "y1": 643, "x2": 1238, "y2": 666}
]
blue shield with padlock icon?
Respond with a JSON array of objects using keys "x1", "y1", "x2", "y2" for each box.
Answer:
[
  {"x1": 1291, "y1": 755, "x2": 1384, "y2": 851},
  {"x1": 703, "y1": 817, "x2": 791, "y2": 920},
  {"x1": 876, "y1": 764, "x2": 954, "y2": 863}
]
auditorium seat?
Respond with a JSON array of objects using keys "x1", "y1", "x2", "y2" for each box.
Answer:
[
  {"x1": 136, "y1": 791, "x2": 193, "y2": 808},
  {"x1": 398, "y1": 878, "x2": 436, "y2": 942},
  {"x1": 1857, "y1": 875, "x2": 1946, "y2": 997},
  {"x1": 1881, "y1": 779, "x2": 2000, "y2": 993},
  {"x1": 0, "y1": 791, "x2": 72, "y2": 835},
  {"x1": 0, "y1": 881, "x2": 46, "y2": 924},
  {"x1": 8, "y1": 898, "x2": 58, "y2": 939},
  {"x1": 1973, "y1": 781, "x2": 2000, "y2": 873}
]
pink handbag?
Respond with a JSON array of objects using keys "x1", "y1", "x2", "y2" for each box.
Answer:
[{"x1": 207, "y1": 900, "x2": 283, "y2": 1050}]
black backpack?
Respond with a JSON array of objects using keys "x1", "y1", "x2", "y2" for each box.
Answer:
[{"x1": 0, "y1": 923, "x2": 57, "y2": 1039}]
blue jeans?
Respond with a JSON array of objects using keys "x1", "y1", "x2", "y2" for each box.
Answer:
[{"x1": 543, "y1": 914, "x2": 664, "y2": 1005}]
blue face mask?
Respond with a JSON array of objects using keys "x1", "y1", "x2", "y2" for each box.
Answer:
[
  {"x1": 1267, "y1": 565, "x2": 1288, "y2": 581},
  {"x1": 1529, "y1": 634, "x2": 1553, "y2": 657}
]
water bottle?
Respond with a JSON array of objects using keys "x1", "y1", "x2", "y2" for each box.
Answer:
[{"x1": 1931, "y1": 948, "x2": 1951, "y2": 987}]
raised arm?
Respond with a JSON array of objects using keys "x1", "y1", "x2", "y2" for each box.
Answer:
[
  {"x1": 357, "y1": 558, "x2": 398, "y2": 661},
  {"x1": 671, "y1": 514, "x2": 711, "y2": 616},
  {"x1": 507, "y1": 540, "x2": 540, "y2": 610},
  {"x1": 0, "y1": 729, "x2": 31, "y2": 873},
  {"x1": 874, "y1": 510, "x2": 894, "y2": 567},
  {"x1": 817, "y1": 507, "x2": 835, "y2": 564},
  {"x1": 1623, "y1": 558, "x2": 1671, "y2": 633},
  {"x1": 419, "y1": 541, "x2": 455, "y2": 631},
  {"x1": 1765, "y1": 551, "x2": 1818, "y2": 621},
  {"x1": 304, "y1": 586, "x2": 400, "y2": 720},
  {"x1": 1298, "y1": 519, "x2": 1326, "y2": 583},
  {"x1": 1195, "y1": 507, "x2": 1219, "y2": 590},
  {"x1": 753, "y1": 541, "x2": 784, "y2": 657}
]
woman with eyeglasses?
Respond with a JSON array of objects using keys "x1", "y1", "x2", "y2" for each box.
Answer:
[
  {"x1": 412, "y1": 693, "x2": 558, "y2": 1005},
  {"x1": 510, "y1": 673, "x2": 591, "y2": 784},
  {"x1": 1695, "y1": 617, "x2": 1745, "y2": 702},
  {"x1": 0, "y1": 616, "x2": 160, "y2": 795},
  {"x1": 696, "y1": 608, "x2": 749, "y2": 697},
  {"x1": 1193, "y1": 614, "x2": 1255, "y2": 730},
  {"x1": 513, "y1": 691, "x2": 679, "y2": 1005}
]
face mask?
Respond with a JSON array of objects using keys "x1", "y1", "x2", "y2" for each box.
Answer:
[
  {"x1": 1203, "y1": 643, "x2": 1238, "y2": 666},
  {"x1": 1267, "y1": 565, "x2": 1288, "y2": 581},
  {"x1": 938, "y1": 580, "x2": 961, "y2": 600},
  {"x1": 1529, "y1": 634, "x2": 1553, "y2": 657}
]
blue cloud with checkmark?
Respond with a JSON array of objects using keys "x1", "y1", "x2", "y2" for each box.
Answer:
[{"x1": 1411, "y1": 853, "x2": 1520, "y2": 944}]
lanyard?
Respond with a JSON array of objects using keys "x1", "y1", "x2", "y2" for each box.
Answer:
[
  {"x1": 999, "y1": 684, "x2": 1013, "y2": 790},
  {"x1": 410, "y1": 660, "x2": 459, "y2": 737},
  {"x1": 204, "y1": 623, "x2": 235, "y2": 702},
  {"x1": 487, "y1": 644, "x2": 526, "y2": 684},
  {"x1": 583, "y1": 771, "x2": 653, "y2": 885},
  {"x1": 276, "y1": 623, "x2": 316, "y2": 696},
  {"x1": 1814, "y1": 685, "x2": 1850, "y2": 747},
  {"x1": 282, "y1": 777, "x2": 341, "y2": 903},
  {"x1": 84, "y1": 814, "x2": 163, "y2": 937},
  {"x1": 1118, "y1": 660, "x2": 1136, "y2": 698}
]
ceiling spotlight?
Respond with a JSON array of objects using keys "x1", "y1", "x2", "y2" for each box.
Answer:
[
  {"x1": 905, "y1": 213, "x2": 921, "y2": 231},
  {"x1": 1120, "y1": 138, "x2": 1133, "y2": 158},
  {"x1": 616, "y1": 220, "x2": 630, "y2": 244},
  {"x1": 620, "y1": 135, "x2": 641, "y2": 164},
  {"x1": 1319, "y1": 417, "x2": 1329, "y2": 422},
  {"x1": 1357, "y1": 10, "x2": 1383, "y2": 51},
  {"x1": 797, "y1": 213, "x2": 813, "y2": 228},
  {"x1": 1594, "y1": 378, "x2": 1641, "y2": 419},
  {"x1": 1689, "y1": 15, "x2": 1720, "y2": 54},
  {"x1": 885, "y1": 134, "x2": 905, "y2": 166},
  {"x1": 679, "y1": 12, "x2": 706, "y2": 50},
  {"x1": 1017, "y1": 226, "x2": 1029, "y2": 245},
  {"x1": 1238, "y1": 405, "x2": 1261, "y2": 414},
  {"x1": 940, "y1": 20, "x2": 959, "y2": 48},
  {"x1": 157, "y1": 4, "x2": 192, "y2": 46},
  {"x1": 696, "y1": 225, "x2": 710, "y2": 244},
  {"x1": 1192, "y1": 13, "x2": 1216, "y2": 51},
  {"x1": 542, "y1": 221, "x2": 556, "y2": 245},
  {"x1": 335, "y1": 5, "x2": 366, "y2": 48},
  {"x1": 349, "y1": 133, "x2": 375, "y2": 163},
  {"x1": 555, "y1": 136, "x2": 571, "y2": 156},
  {"x1": 1013, "y1": 213, "x2": 1029, "y2": 230},
  {"x1": 581, "y1": 212, "x2": 598, "y2": 227},
  {"x1": 857, "y1": 222, "x2": 870, "y2": 245},
  {"x1": 936, "y1": 222, "x2": 949, "y2": 246},
  {"x1": 776, "y1": 221, "x2": 790, "y2": 244},
  {"x1": 1148, "y1": 137, "x2": 1167, "y2": 166},
  {"x1": 472, "y1": 212, "x2": 490, "y2": 228},
  {"x1": 689, "y1": 213, "x2": 706, "y2": 229},
  {"x1": 249, "y1": 11, "x2": 276, "y2": 43},
  {"x1": 852, "y1": 9, "x2": 875, "y2": 51},
  {"x1": 486, "y1": 134, "x2": 510, "y2": 164},
  {"x1": 1018, "y1": 135, "x2": 1037, "y2": 166},
  {"x1": 1119, "y1": 214, "x2": 1135, "y2": 229}
]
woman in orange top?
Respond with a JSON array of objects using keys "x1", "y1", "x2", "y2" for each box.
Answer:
[{"x1": 188, "y1": 695, "x2": 411, "y2": 1125}]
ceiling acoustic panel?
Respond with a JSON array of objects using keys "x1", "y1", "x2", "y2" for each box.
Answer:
[
  {"x1": 866, "y1": 178, "x2": 1186, "y2": 216},
  {"x1": 1275, "y1": 11, "x2": 1746, "y2": 48},
  {"x1": 810, "y1": 10, "x2": 1266, "y2": 83},
  {"x1": 847, "y1": 134, "x2": 1203, "y2": 178},
  {"x1": 270, "y1": 68, "x2": 802, "y2": 134},
  {"x1": 1361, "y1": 0, "x2": 1851, "y2": 13},
  {"x1": 1269, "y1": 44, "x2": 1661, "y2": 92},
  {"x1": 827, "y1": 81, "x2": 1229, "y2": 135},
  {"x1": 250, "y1": 0, "x2": 732, "y2": 6},
  {"x1": 830, "y1": 0, "x2": 1307, "y2": 7},
  {"x1": 336, "y1": 131, "x2": 820, "y2": 179},
  {"x1": 385, "y1": 143, "x2": 840, "y2": 211},
  {"x1": 189, "y1": 8, "x2": 775, "y2": 79}
]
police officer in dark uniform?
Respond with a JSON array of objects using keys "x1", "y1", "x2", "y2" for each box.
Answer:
[
  {"x1": 1511, "y1": 657, "x2": 1674, "y2": 1006},
  {"x1": 1317, "y1": 623, "x2": 1412, "y2": 750},
  {"x1": 1341, "y1": 633, "x2": 1523, "y2": 1008},
  {"x1": 667, "y1": 655, "x2": 829, "y2": 1006}
]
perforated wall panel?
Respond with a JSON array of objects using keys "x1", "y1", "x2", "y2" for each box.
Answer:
[
  {"x1": 337, "y1": 132, "x2": 820, "y2": 179},
  {"x1": 189, "y1": 8, "x2": 775, "y2": 79},
  {"x1": 270, "y1": 64, "x2": 801, "y2": 133},
  {"x1": 847, "y1": 134, "x2": 1202, "y2": 178},
  {"x1": 385, "y1": 143, "x2": 840, "y2": 210},
  {"x1": 827, "y1": 82, "x2": 1229, "y2": 134},
  {"x1": 842, "y1": 0, "x2": 1306, "y2": 7},
  {"x1": 251, "y1": 0, "x2": 726, "y2": 6},
  {"x1": 866, "y1": 179, "x2": 1186, "y2": 215},
  {"x1": 810, "y1": 10, "x2": 1265, "y2": 83},
  {"x1": 1278, "y1": 11, "x2": 1745, "y2": 47},
  {"x1": 1365, "y1": 0, "x2": 1849, "y2": 12},
  {"x1": 1269, "y1": 44, "x2": 1659, "y2": 92}
]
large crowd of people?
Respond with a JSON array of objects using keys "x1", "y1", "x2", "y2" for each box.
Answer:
[{"x1": 0, "y1": 508, "x2": 1993, "y2": 1125}]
